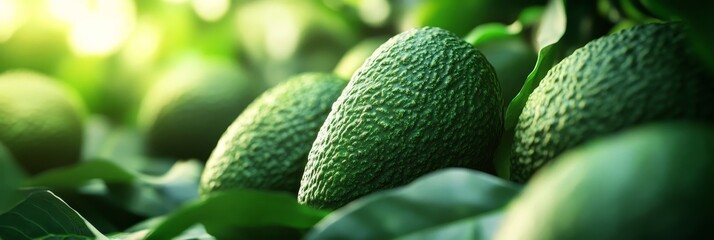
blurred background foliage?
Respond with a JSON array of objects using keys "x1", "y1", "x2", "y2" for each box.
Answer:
[
  {"x1": 0, "y1": 0, "x2": 550, "y2": 125},
  {"x1": 1, "y1": 0, "x2": 712, "y2": 238}
]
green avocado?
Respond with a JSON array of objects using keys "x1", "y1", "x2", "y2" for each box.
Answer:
[
  {"x1": 0, "y1": 70, "x2": 85, "y2": 174},
  {"x1": 510, "y1": 23, "x2": 714, "y2": 183},
  {"x1": 299, "y1": 27, "x2": 503, "y2": 210},
  {"x1": 200, "y1": 73, "x2": 347, "y2": 194},
  {"x1": 497, "y1": 122, "x2": 714, "y2": 240},
  {"x1": 138, "y1": 57, "x2": 263, "y2": 160}
]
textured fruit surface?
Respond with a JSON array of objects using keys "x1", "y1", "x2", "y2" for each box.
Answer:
[
  {"x1": 299, "y1": 27, "x2": 503, "y2": 210},
  {"x1": 0, "y1": 70, "x2": 85, "y2": 174},
  {"x1": 510, "y1": 23, "x2": 714, "y2": 183},
  {"x1": 139, "y1": 58, "x2": 263, "y2": 160},
  {"x1": 200, "y1": 73, "x2": 347, "y2": 194},
  {"x1": 497, "y1": 122, "x2": 714, "y2": 240}
]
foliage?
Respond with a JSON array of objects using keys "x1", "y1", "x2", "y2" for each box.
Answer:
[
  {"x1": 306, "y1": 168, "x2": 520, "y2": 240},
  {"x1": 146, "y1": 189, "x2": 328, "y2": 239},
  {"x1": 0, "y1": 190, "x2": 105, "y2": 240}
]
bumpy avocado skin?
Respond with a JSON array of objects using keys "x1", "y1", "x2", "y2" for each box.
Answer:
[
  {"x1": 299, "y1": 27, "x2": 503, "y2": 210},
  {"x1": 510, "y1": 23, "x2": 714, "y2": 183},
  {"x1": 497, "y1": 122, "x2": 714, "y2": 240},
  {"x1": 200, "y1": 73, "x2": 347, "y2": 194}
]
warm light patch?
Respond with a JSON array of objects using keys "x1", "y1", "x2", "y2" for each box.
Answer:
[
  {"x1": 192, "y1": 0, "x2": 229, "y2": 22},
  {"x1": 120, "y1": 19, "x2": 162, "y2": 72},
  {"x1": 359, "y1": 0, "x2": 390, "y2": 26},
  {"x1": 48, "y1": 0, "x2": 87, "y2": 24},
  {"x1": 49, "y1": 0, "x2": 136, "y2": 56},
  {"x1": 264, "y1": 4, "x2": 301, "y2": 61},
  {"x1": 234, "y1": 1, "x2": 304, "y2": 61},
  {"x1": 0, "y1": 0, "x2": 21, "y2": 42}
]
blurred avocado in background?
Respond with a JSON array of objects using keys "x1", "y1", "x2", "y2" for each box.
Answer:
[
  {"x1": 0, "y1": 70, "x2": 86, "y2": 175},
  {"x1": 0, "y1": 0, "x2": 244, "y2": 124},
  {"x1": 138, "y1": 53, "x2": 264, "y2": 161},
  {"x1": 1, "y1": 0, "x2": 544, "y2": 122},
  {"x1": 0, "y1": 0, "x2": 85, "y2": 75},
  {"x1": 233, "y1": 0, "x2": 361, "y2": 86}
]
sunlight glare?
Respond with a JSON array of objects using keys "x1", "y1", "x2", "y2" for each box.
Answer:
[
  {"x1": 63, "y1": 0, "x2": 136, "y2": 56},
  {"x1": 0, "y1": 0, "x2": 21, "y2": 42},
  {"x1": 264, "y1": 4, "x2": 301, "y2": 61},
  {"x1": 359, "y1": 0, "x2": 390, "y2": 26},
  {"x1": 192, "y1": 0, "x2": 229, "y2": 22},
  {"x1": 48, "y1": 0, "x2": 87, "y2": 24},
  {"x1": 120, "y1": 19, "x2": 162, "y2": 72}
]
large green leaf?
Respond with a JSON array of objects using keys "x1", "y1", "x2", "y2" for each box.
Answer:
[
  {"x1": 145, "y1": 189, "x2": 329, "y2": 240},
  {"x1": 305, "y1": 168, "x2": 521, "y2": 240},
  {"x1": 110, "y1": 217, "x2": 215, "y2": 240},
  {"x1": 82, "y1": 116, "x2": 176, "y2": 176},
  {"x1": 24, "y1": 160, "x2": 136, "y2": 189},
  {"x1": 397, "y1": 211, "x2": 504, "y2": 240},
  {"x1": 24, "y1": 159, "x2": 202, "y2": 217},
  {"x1": 0, "y1": 190, "x2": 106, "y2": 240},
  {"x1": 106, "y1": 159, "x2": 202, "y2": 216}
]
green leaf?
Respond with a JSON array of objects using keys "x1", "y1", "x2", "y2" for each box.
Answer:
[
  {"x1": 464, "y1": 23, "x2": 518, "y2": 46},
  {"x1": 533, "y1": 0, "x2": 567, "y2": 50},
  {"x1": 145, "y1": 189, "x2": 329, "y2": 240},
  {"x1": 24, "y1": 159, "x2": 202, "y2": 217},
  {"x1": 495, "y1": 44, "x2": 563, "y2": 177},
  {"x1": 493, "y1": 0, "x2": 612, "y2": 178},
  {"x1": 24, "y1": 160, "x2": 136, "y2": 189},
  {"x1": 305, "y1": 168, "x2": 521, "y2": 240},
  {"x1": 111, "y1": 217, "x2": 215, "y2": 240},
  {"x1": 85, "y1": 121, "x2": 176, "y2": 176},
  {"x1": 108, "y1": 160, "x2": 202, "y2": 216},
  {"x1": 463, "y1": 6, "x2": 544, "y2": 47},
  {"x1": 517, "y1": 6, "x2": 546, "y2": 27},
  {"x1": 0, "y1": 143, "x2": 26, "y2": 213},
  {"x1": 396, "y1": 211, "x2": 504, "y2": 240},
  {"x1": 0, "y1": 190, "x2": 105, "y2": 240},
  {"x1": 493, "y1": 0, "x2": 567, "y2": 179}
]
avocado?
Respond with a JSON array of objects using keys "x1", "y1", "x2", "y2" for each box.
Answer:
[
  {"x1": 200, "y1": 73, "x2": 347, "y2": 194},
  {"x1": 496, "y1": 122, "x2": 714, "y2": 240},
  {"x1": 510, "y1": 23, "x2": 714, "y2": 183},
  {"x1": 298, "y1": 27, "x2": 503, "y2": 210},
  {"x1": 138, "y1": 57, "x2": 263, "y2": 160},
  {"x1": 0, "y1": 70, "x2": 85, "y2": 174}
]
